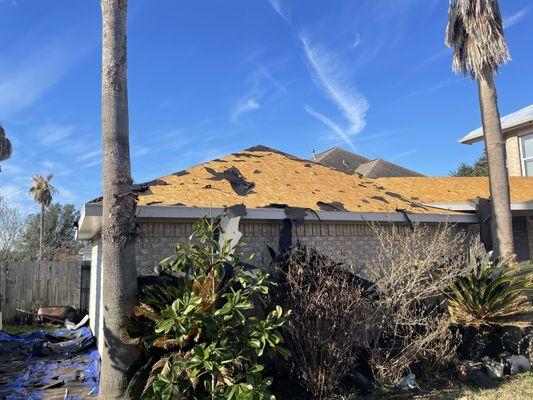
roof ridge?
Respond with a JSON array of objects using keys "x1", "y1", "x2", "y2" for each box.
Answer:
[
  {"x1": 314, "y1": 146, "x2": 340, "y2": 161},
  {"x1": 363, "y1": 158, "x2": 382, "y2": 176}
]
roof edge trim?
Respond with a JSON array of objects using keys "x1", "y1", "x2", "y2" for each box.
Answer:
[
  {"x1": 77, "y1": 203, "x2": 479, "y2": 240},
  {"x1": 459, "y1": 119, "x2": 533, "y2": 144},
  {"x1": 422, "y1": 201, "x2": 533, "y2": 211}
]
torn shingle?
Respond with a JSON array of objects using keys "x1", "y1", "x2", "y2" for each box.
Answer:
[
  {"x1": 316, "y1": 201, "x2": 348, "y2": 212},
  {"x1": 205, "y1": 166, "x2": 255, "y2": 196},
  {"x1": 371, "y1": 196, "x2": 389, "y2": 203}
]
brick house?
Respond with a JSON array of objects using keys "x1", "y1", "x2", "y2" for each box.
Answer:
[
  {"x1": 459, "y1": 104, "x2": 533, "y2": 177},
  {"x1": 313, "y1": 146, "x2": 424, "y2": 177},
  {"x1": 77, "y1": 145, "x2": 533, "y2": 346}
]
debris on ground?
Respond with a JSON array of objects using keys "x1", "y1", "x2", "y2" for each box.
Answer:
[
  {"x1": 397, "y1": 373, "x2": 417, "y2": 390},
  {"x1": 37, "y1": 307, "x2": 77, "y2": 322},
  {"x1": 456, "y1": 354, "x2": 531, "y2": 389},
  {"x1": 0, "y1": 327, "x2": 99, "y2": 399},
  {"x1": 506, "y1": 355, "x2": 530, "y2": 375}
]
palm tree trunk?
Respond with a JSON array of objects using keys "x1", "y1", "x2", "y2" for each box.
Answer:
[
  {"x1": 99, "y1": 0, "x2": 140, "y2": 398},
  {"x1": 477, "y1": 74, "x2": 514, "y2": 258},
  {"x1": 39, "y1": 204, "x2": 44, "y2": 261}
]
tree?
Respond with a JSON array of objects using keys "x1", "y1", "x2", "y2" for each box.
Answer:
[
  {"x1": 446, "y1": 0, "x2": 514, "y2": 258},
  {"x1": 16, "y1": 203, "x2": 82, "y2": 261},
  {"x1": 28, "y1": 174, "x2": 57, "y2": 260},
  {"x1": 451, "y1": 150, "x2": 488, "y2": 177},
  {"x1": 0, "y1": 197, "x2": 24, "y2": 264},
  {"x1": 99, "y1": 0, "x2": 140, "y2": 398},
  {"x1": 0, "y1": 125, "x2": 12, "y2": 172}
]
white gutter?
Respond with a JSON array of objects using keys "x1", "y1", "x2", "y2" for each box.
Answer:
[
  {"x1": 77, "y1": 203, "x2": 479, "y2": 240},
  {"x1": 422, "y1": 202, "x2": 533, "y2": 212}
]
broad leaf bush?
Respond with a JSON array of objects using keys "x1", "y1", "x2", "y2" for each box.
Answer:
[{"x1": 134, "y1": 217, "x2": 290, "y2": 400}]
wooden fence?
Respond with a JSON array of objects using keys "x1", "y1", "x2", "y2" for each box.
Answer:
[{"x1": 0, "y1": 261, "x2": 90, "y2": 324}]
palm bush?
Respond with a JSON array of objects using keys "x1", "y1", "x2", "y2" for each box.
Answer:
[
  {"x1": 132, "y1": 217, "x2": 290, "y2": 400},
  {"x1": 447, "y1": 250, "x2": 533, "y2": 327}
]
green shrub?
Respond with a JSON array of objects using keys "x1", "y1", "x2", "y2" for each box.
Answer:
[
  {"x1": 446, "y1": 250, "x2": 533, "y2": 327},
  {"x1": 136, "y1": 217, "x2": 290, "y2": 400}
]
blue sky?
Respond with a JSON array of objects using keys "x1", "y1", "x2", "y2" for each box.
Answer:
[{"x1": 1, "y1": 0, "x2": 532, "y2": 213}]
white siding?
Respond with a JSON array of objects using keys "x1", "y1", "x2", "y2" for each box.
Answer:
[{"x1": 89, "y1": 237, "x2": 104, "y2": 350}]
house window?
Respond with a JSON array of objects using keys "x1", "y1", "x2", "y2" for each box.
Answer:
[{"x1": 520, "y1": 133, "x2": 533, "y2": 176}]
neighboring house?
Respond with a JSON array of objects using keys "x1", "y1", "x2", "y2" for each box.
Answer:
[
  {"x1": 459, "y1": 104, "x2": 533, "y2": 177},
  {"x1": 78, "y1": 145, "x2": 533, "y2": 347},
  {"x1": 78, "y1": 244, "x2": 92, "y2": 262},
  {"x1": 313, "y1": 146, "x2": 424, "y2": 177}
]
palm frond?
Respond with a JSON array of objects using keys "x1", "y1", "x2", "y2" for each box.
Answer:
[
  {"x1": 445, "y1": 0, "x2": 510, "y2": 80},
  {"x1": 28, "y1": 173, "x2": 57, "y2": 207},
  {"x1": 447, "y1": 251, "x2": 533, "y2": 327}
]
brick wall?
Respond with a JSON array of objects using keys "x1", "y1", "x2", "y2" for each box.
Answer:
[
  {"x1": 135, "y1": 220, "x2": 395, "y2": 273},
  {"x1": 513, "y1": 217, "x2": 531, "y2": 261},
  {"x1": 528, "y1": 217, "x2": 533, "y2": 262},
  {"x1": 505, "y1": 133, "x2": 522, "y2": 176},
  {"x1": 134, "y1": 220, "x2": 481, "y2": 274}
]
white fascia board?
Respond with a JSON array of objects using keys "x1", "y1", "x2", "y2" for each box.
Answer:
[
  {"x1": 510, "y1": 202, "x2": 533, "y2": 211},
  {"x1": 422, "y1": 202, "x2": 533, "y2": 212},
  {"x1": 76, "y1": 203, "x2": 478, "y2": 240},
  {"x1": 421, "y1": 202, "x2": 477, "y2": 211}
]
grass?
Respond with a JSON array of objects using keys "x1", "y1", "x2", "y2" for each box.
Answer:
[
  {"x1": 356, "y1": 372, "x2": 533, "y2": 400},
  {"x1": 449, "y1": 372, "x2": 533, "y2": 400},
  {"x1": 1, "y1": 322, "x2": 59, "y2": 335}
]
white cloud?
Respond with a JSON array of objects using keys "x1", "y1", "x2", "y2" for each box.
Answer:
[
  {"x1": 402, "y1": 79, "x2": 461, "y2": 99},
  {"x1": 0, "y1": 183, "x2": 33, "y2": 212},
  {"x1": 38, "y1": 125, "x2": 75, "y2": 147},
  {"x1": 389, "y1": 149, "x2": 419, "y2": 161},
  {"x1": 39, "y1": 160, "x2": 72, "y2": 176},
  {"x1": 82, "y1": 159, "x2": 102, "y2": 169},
  {"x1": 267, "y1": 0, "x2": 290, "y2": 24},
  {"x1": 352, "y1": 33, "x2": 362, "y2": 49},
  {"x1": 77, "y1": 150, "x2": 101, "y2": 162},
  {"x1": 299, "y1": 34, "x2": 369, "y2": 136},
  {"x1": 418, "y1": 48, "x2": 450, "y2": 69},
  {"x1": 230, "y1": 98, "x2": 261, "y2": 122},
  {"x1": 133, "y1": 145, "x2": 152, "y2": 158},
  {"x1": 256, "y1": 64, "x2": 288, "y2": 95},
  {"x1": 0, "y1": 11, "x2": 95, "y2": 119},
  {"x1": 0, "y1": 162, "x2": 25, "y2": 178},
  {"x1": 0, "y1": 41, "x2": 90, "y2": 118},
  {"x1": 304, "y1": 104, "x2": 355, "y2": 150},
  {"x1": 504, "y1": 7, "x2": 530, "y2": 28},
  {"x1": 56, "y1": 186, "x2": 78, "y2": 203}
]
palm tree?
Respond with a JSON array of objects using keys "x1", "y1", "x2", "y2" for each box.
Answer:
[
  {"x1": 0, "y1": 125, "x2": 12, "y2": 172},
  {"x1": 28, "y1": 174, "x2": 57, "y2": 260},
  {"x1": 99, "y1": 0, "x2": 140, "y2": 398},
  {"x1": 446, "y1": 0, "x2": 514, "y2": 258}
]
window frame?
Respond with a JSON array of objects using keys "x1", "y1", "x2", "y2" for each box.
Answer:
[{"x1": 519, "y1": 131, "x2": 533, "y2": 176}]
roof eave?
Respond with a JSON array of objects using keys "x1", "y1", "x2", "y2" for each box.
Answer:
[
  {"x1": 422, "y1": 201, "x2": 533, "y2": 212},
  {"x1": 459, "y1": 119, "x2": 533, "y2": 144},
  {"x1": 76, "y1": 203, "x2": 478, "y2": 240}
]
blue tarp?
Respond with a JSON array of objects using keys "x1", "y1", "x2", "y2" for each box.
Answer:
[{"x1": 0, "y1": 327, "x2": 100, "y2": 399}]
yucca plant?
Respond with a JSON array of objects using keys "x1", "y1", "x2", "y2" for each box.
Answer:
[{"x1": 447, "y1": 250, "x2": 533, "y2": 327}]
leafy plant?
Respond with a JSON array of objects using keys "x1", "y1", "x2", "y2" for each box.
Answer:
[
  {"x1": 446, "y1": 250, "x2": 533, "y2": 327},
  {"x1": 135, "y1": 217, "x2": 290, "y2": 400}
]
